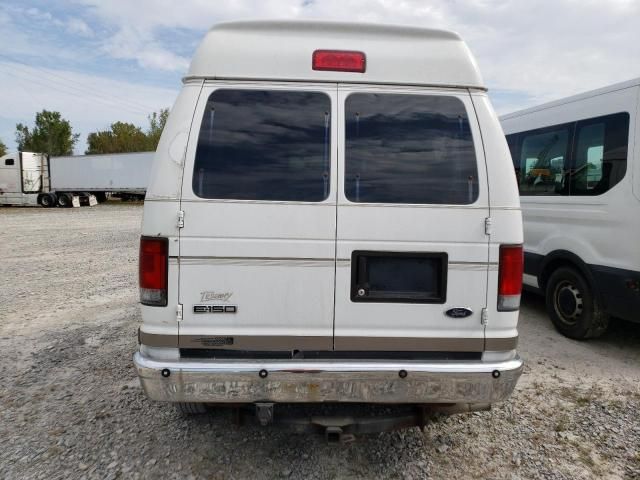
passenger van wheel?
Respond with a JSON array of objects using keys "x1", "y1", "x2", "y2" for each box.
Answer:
[
  {"x1": 177, "y1": 402, "x2": 208, "y2": 414},
  {"x1": 545, "y1": 267, "x2": 609, "y2": 340}
]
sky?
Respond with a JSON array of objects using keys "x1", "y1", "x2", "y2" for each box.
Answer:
[{"x1": 0, "y1": 0, "x2": 639, "y2": 154}]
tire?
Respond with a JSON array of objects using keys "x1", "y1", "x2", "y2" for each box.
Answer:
[
  {"x1": 57, "y1": 193, "x2": 72, "y2": 208},
  {"x1": 40, "y1": 193, "x2": 56, "y2": 208},
  {"x1": 177, "y1": 402, "x2": 208, "y2": 414},
  {"x1": 545, "y1": 267, "x2": 609, "y2": 339}
]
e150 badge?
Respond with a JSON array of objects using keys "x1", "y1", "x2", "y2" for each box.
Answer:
[{"x1": 193, "y1": 305, "x2": 238, "y2": 314}]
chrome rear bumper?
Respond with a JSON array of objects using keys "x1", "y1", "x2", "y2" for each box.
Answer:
[{"x1": 134, "y1": 352, "x2": 523, "y2": 404}]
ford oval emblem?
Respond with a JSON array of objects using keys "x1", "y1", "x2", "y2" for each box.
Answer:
[{"x1": 445, "y1": 307, "x2": 473, "y2": 318}]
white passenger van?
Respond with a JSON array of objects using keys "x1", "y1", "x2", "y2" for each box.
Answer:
[
  {"x1": 134, "y1": 20, "x2": 523, "y2": 431},
  {"x1": 502, "y1": 78, "x2": 640, "y2": 339}
]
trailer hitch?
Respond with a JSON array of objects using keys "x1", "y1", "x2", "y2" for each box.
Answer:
[
  {"x1": 325, "y1": 426, "x2": 348, "y2": 444},
  {"x1": 236, "y1": 403, "x2": 490, "y2": 440},
  {"x1": 255, "y1": 402, "x2": 274, "y2": 426}
]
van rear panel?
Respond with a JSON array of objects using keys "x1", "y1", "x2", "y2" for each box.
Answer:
[{"x1": 175, "y1": 82, "x2": 491, "y2": 353}]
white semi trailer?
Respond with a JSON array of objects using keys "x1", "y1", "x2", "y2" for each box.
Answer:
[{"x1": 0, "y1": 151, "x2": 154, "y2": 207}]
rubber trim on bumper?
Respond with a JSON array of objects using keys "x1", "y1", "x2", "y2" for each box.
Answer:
[{"x1": 133, "y1": 352, "x2": 523, "y2": 404}]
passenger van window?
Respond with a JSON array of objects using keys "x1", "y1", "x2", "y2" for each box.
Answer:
[
  {"x1": 506, "y1": 134, "x2": 520, "y2": 182},
  {"x1": 517, "y1": 126, "x2": 571, "y2": 196},
  {"x1": 344, "y1": 94, "x2": 478, "y2": 204},
  {"x1": 192, "y1": 90, "x2": 331, "y2": 201},
  {"x1": 570, "y1": 112, "x2": 629, "y2": 196},
  {"x1": 572, "y1": 123, "x2": 604, "y2": 192}
]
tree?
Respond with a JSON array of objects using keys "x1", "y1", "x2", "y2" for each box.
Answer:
[
  {"x1": 0, "y1": 139, "x2": 6, "y2": 157},
  {"x1": 86, "y1": 122, "x2": 149, "y2": 154},
  {"x1": 85, "y1": 108, "x2": 169, "y2": 154},
  {"x1": 146, "y1": 108, "x2": 169, "y2": 150},
  {"x1": 15, "y1": 110, "x2": 79, "y2": 156}
]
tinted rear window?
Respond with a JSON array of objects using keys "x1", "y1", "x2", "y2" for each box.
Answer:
[
  {"x1": 344, "y1": 93, "x2": 478, "y2": 204},
  {"x1": 193, "y1": 89, "x2": 331, "y2": 201}
]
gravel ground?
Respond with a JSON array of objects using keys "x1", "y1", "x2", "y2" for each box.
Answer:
[{"x1": 1, "y1": 203, "x2": 639, "y2": 480}]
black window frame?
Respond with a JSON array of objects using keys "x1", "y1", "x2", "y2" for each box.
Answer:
[
  {"x1": 508, "y1": 122, "x2": 574, "y2": 196},
  {"x1": 350, "y1": 250, "x2": 448, "y2": 304},
  {"x1": 191, "y1": 88, "x2": 333, "y2": 203},
  {"x1": 4, "y1": 158, "x2": 14, "y2": 166},
  {"x1": 507, "y1": 111, "x2": 630, "y2": 197},
  {"x1": 568, "y1": 112, "x2": 629, "y2": 196}
]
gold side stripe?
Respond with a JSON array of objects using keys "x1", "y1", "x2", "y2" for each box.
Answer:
[
  {"x1": 139, "y1": 330, "x2": 178, "y2": 348},
  {"x1": 180, "y1": 335, "x2": 332, "y2": 350},
  {"x1": 139, "y1": 332, "x2": 518, "y2": 352},
  {"x1": 333, "y1": 336, "x2": 484, "y2": 352},
  {"x1": 179, "y1": 257, "x2": 335, "y2": 267},
  {"x1": 174, "y1": 256, "x2": 335, "y2": 261},
  {"x1": 485, "y1": 336, "x2": 519, "y2": 351},
  {"x1": 171, "y1": 256, "x2": 495, "y2": 269}
]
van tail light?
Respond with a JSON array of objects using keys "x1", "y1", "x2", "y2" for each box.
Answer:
[
  {"x1": 139, "y1": 236, "x2": 168, "y2": 306},
  {"x1": 497, "y1": 244, "x2": 523, "y2": 311},
  {"x1": 312, "y1": 50, "x2": 366, "y2": 73}
]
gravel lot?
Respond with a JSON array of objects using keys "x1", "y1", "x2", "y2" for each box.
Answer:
[{"x1": 1, "y1": 203, "x2": 639, "y2": 480}]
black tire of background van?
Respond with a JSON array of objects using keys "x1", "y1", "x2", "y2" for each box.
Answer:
[{"x1": 545, "y1": 267, "x2": 610, "y2": 339}]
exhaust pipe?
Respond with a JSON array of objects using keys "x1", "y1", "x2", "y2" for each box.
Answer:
[{"x1": 325, "y1": 426, "x2": 343, "y2": 443}]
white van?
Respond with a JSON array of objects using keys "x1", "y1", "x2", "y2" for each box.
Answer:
[
  {"x1": 134, "y1": 20, "x2": 523, "y2": 431},
  {"x1": 502, "y1": 78, "x2": 640, "y2": 339}
]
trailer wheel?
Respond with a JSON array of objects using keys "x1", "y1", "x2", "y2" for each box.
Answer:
[
  {"x1": 545, "y1": 267, "x2": 609, "y2": 340},
  {"x1": 177, "y1": 402, "x2": 208, "y2": 415},
  {"x1": 40, "y1": 193, "x2": 57, "y2": 208},
  {"x1": 57, "y1": 193, "x2": 72, "y2": 208}
]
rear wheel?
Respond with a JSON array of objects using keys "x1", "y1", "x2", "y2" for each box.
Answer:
[
  {"x1": 177, "y1": 402, "x2": 208, "y2": 414},
  {"x1": 57, "y1": 193, "x2": 72, "y2": 208},
  {"x1": 40, "y1": 193, "x2": 56, "y2": 208},
  {"x1": 545, "y1": 267, "x2": 609, "y2": 339}
]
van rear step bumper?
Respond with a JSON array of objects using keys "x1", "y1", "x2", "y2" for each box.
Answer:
[{"x1": 134, "y1": 352, "x2": 523, "y2": 404}]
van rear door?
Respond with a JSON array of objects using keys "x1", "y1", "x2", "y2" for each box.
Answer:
[
  {"x1": 177, "y1": 83, "x2": 337, "y2": 352},
  {"x1": 333, "y1": 86, "x2": 490, "y2": 352}
]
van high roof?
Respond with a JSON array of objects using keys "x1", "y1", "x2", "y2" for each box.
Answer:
[
  {"x1": 185, "y1": 20, "x2": 485, "y2": 90},
  {"x1": 501, "y1": 76, "x2": 640, "y2": 120}
]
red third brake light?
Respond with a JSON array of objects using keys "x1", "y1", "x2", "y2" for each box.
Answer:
[
  {"x1": 312, "y1": 50, "x2": 366, "y2": 73},
  {"x1": 498, "y1": 244, "x2": 523, "y2": 311},
  {"x1": 139, "y1": 236, "x2": 168, "y2": 306}
]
